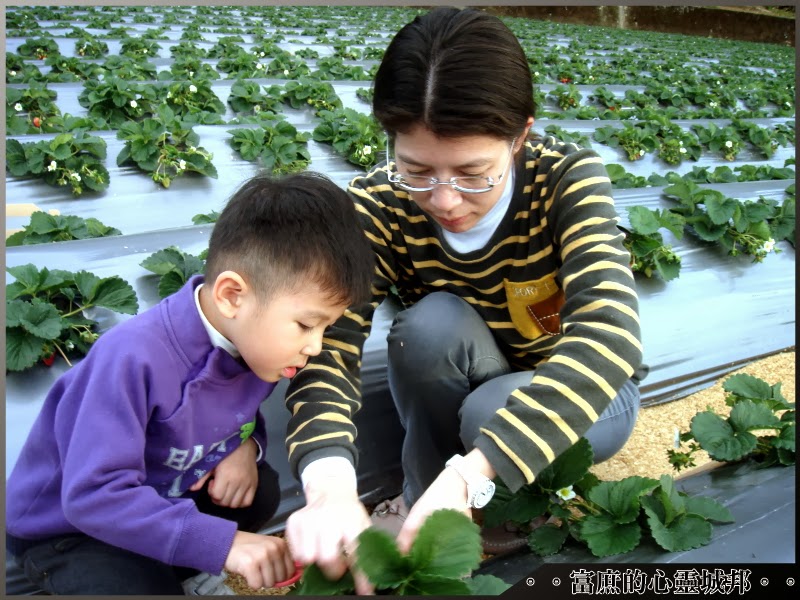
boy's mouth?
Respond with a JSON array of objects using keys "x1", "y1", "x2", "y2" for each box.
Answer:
[{"x1": 282, "y1": 367, "x2": 298, "y2": 378}]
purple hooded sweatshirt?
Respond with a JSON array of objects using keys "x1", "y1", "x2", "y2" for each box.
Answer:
[{"x1": 6, "y1": 276, "x2": 276, "y2": 575}]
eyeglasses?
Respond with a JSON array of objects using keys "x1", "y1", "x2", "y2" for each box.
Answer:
[{"x1": 386, "y1": 140, "x2": 516, "y2": 194}]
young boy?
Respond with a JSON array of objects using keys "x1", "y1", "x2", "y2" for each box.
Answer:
[{"x1": 5, "y1": 171, "x2": 375, "y2": 594}]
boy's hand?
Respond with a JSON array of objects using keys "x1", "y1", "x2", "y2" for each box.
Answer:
[
  {"x1": 225, "y1": 531, "x2": 296, "y2": 590},
  {"x1": 189, "y1": 438, "x2": 258, "y2": 508},
  {"x1": 285, "y1": 479, "x2": 374, "y2": 595}
]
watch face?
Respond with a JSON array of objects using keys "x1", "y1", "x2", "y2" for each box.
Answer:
[{"x1": 470, "y1": 480, "x2": 496, "y2": 509}]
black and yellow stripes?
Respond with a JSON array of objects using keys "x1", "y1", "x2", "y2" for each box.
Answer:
[{"x1": 284, "y1": 136, "x2": 642, "y2": 491}]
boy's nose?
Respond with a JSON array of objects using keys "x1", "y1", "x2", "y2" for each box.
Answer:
[{"x1": 303, "y1": 334, "x2": 323, "y2": 356}]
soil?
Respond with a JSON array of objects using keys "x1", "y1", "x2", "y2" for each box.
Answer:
[{"x1": 224, "y1": 349, "x2": 795, "y2": 595}]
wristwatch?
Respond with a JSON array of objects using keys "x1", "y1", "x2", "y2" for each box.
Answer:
[{"x1": 445, "y1": 454, "x2": 496, "y2": 509}]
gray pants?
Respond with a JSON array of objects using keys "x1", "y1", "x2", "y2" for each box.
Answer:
[{"x1": 386, "y1": 292, "x2": 641, "y2": 506}]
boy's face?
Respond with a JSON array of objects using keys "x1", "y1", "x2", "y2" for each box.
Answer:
[{"x1": 228, "y1": 282, "x2": 349, "y2": 383}]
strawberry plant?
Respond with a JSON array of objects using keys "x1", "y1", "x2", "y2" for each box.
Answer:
[
  {"x1": 206, "y1": 36, "x2": 245, "y2": 59},
  {"x1": 604, "y1": 163, "x2": 650, "y2": 189},
  {"x1": 593, "y1": 123, "x2": 659, "y2": 161},
  {"x1": 74, "y1": 36, "x2": 109, "y2": 58},
  {"x1": 192, "y1": 211, "x2": 219, "y2": 225},
  {"x1": 484, "y1": 437, "x2": 734, "y2": 558},
  {"x1": 691, "y1": 123, "x2": 744, "y2": 161},
  {"x1": 280, "y1": 77, "x2": 343, "y2": 115},
  {"x1": 657, "y1": 135, "x2": 702, "y2": 166},
  {"x1": 265, "y1": 51, "x2": 311, "y2": 79},
  {"x1": 141, "y1": 246, "x2": 206, "y2": 299},
  {"x1": 662, "y1": 180, "x2": 791, "y2": 261},
  {"x1": 163, "y1": 79, "x2": 226, "y2": 120},
  {"x1": 549, "y1": 83, "x2": 582, "y2": 111},
  {"x1": 5, "y1": 264, "x2": 139, "y2": 372},
  {"x1": 668, "y1": 374, "x2": 795, "y2": 471},
  {"x1": 159, "y1": 57, "x2": 220, "y2": 82},
  {"x1": 292, "y1": 510, "x2": 509, "y2": 595},
  {"x1": 16, "y1": 37, "x2": 60, "y2": 60},
  {"x1": 228, "y1": 121, "x2": 311, "y2": 174},
  {"x1": 6, "y1": 83, "x2": 60, "y2": 123},
  {"x1": 168, "y1": 41, "x2": 209, "y2": 60},
  {"x1": 312, "y1": 56, "x2": 371, "y2": 81},
  {"x1": 44, "y1": 56, "x2": 106, "y2": 83},
  {"x1": 116, "y1": 106, "x2": 217, "y2": 188},
  {"x1": 79, "y1": 76, "x2": 162, "y2": 127},
  {"x1": 621, "y1": 206, "x2": 684, "y2": 280},
  {"x1": 119, "y1": 37, "x2": 161, "y2": 59},
  {"x1": 98, "y1": 55, "x2": 158, "y2": 81},
  {"x1": 543, "y1": 125, "x2": 592, "y2": 148},
  {"x1": 7, "y1": 212, "x2": 121, "y2": 246},
  {"x1": 217, "y1": 50, "x2": 268, "y2": 79},
  {"x1": 733, "y1": 119, "x2": 795, "y2": 159},
  {"x1": 312, "y1": 107, "x2": 385, "y2": 169},
  {"x1": 6, "y1": 132, "x2": 110, "y2": 196},
  {"x1": 227, "y1": 80, "x2": 284, "y2": 116}
]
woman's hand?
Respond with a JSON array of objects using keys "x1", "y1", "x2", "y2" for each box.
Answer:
[
  {"x1": 396, "y1": 449, "x2": 495, "y2": 553},
  {"x1": 285, "y1": 478, "x2": 374, "y2": 595}
]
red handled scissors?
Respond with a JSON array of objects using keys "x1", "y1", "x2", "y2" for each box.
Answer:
[{"x1": 273, "y1": 560, "x2": 304, "y2": 588}]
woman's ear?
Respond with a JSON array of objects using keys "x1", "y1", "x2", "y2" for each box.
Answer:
[
  {"x1": 211, "y1": 270, "x2": 248, "y2": 319},
  {"x1": 516, "y1": 116, "x2": 535, "y2": 151}
]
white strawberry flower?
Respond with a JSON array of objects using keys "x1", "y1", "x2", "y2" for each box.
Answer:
[
  {"x1": 142, "y1": 48, "x2": 148, "y2": 54},
  {"x1": 283, "y1": 69, "x2": 289, "y2": 76},
  {"x1": 639, "y1": 149, "x2": 646, "y2": 157},
  {"x1": 709, "y1": 101, "x2": 717, "y2": 108},
  {"x1": 555, "y1": 486, "x2": 576, "y2": 502},
  {"x1": 534, "y1": 71, "x2": 540, "y2": 76},
  {"x1": 254, "y1": 105, "x2": 261, "y2": 113},
  {"x1": 763, "y1": 238, "x2": 776, "y2": 253},
  {"x1": 179, "y1": 159, "x2": 186, "y2": 170},
  {"x1": 47, "y1": 160, "x2": 57, "y2": 172},
  {"x1": 260, "y1": 51, "x2": 266, "y2": 57},
  {"x1": 363, "y1": 145, "x2": 372, "y2": 155},
  {"x1": 10, "y1": 70, "x2": 16, "y2": 76},
  {"x1": 188, "y1": 71, "x2": 194, "y2": 77},
  {"x1": 189, "y1": 84, "x2": 197, "y2": 93},
  {"x1": 130, "y1": 100, "x2": 138, "y2": 108},
  {"x1": 14, "y1": 102, "x2": 23, "y2": 111},
  {"x1": 71, "y1": 172, "x2": 81, "y2": 182},
  {"x1": 725, "y1": 140, "x2": 733, "y2": 148},
  {"x1": 256, "y1": 63, "x2": 264, "y2": 70}
]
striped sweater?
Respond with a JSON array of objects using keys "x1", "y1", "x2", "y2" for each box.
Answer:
[{"x1": 285, "y1": 136, "x2": 643, "y2": 492}]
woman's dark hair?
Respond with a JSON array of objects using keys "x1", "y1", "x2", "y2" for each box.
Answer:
[
  {"x1": 205, "y1": 171, "x2": 374, "y2": 306},
  {"x1": 373, "y1": 7, "x2": 535, "y2": 140}
]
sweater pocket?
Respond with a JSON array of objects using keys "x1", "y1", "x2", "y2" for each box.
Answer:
[{"x1": 504, "y1": 275, "x2": 565, "y2": 339}]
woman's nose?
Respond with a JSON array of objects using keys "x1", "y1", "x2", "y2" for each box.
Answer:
[{"x1": 427, "y1": 183, "x2": 462, "y2": 212}]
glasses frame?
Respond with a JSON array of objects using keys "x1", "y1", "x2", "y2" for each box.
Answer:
[{"x1": 386, "y1": 138, "x2": 516, "y2": 194}]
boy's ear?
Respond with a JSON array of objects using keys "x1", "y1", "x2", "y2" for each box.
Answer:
[{"x1": 211, "y1": 271, "x2": 249, "y2": 318}]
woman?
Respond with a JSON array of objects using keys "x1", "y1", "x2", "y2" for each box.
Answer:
[{"x1": 285, "y1": 6, "x2": 646, "y2": 591}]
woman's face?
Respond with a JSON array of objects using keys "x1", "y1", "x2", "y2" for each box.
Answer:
[{"x1": 391, "y1": 123, "x2": 527, "y2": 233}]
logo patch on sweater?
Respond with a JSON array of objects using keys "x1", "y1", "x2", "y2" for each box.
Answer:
[{"x1": 504, "y1": 275, "x2": 565, "y2": 339}]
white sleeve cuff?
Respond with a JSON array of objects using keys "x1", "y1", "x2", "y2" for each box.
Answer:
[
  {"x1": 300, "y1": 456, "x2": 358, "y2": 491},
  {"x1": 251, "y1": 438, "x2": 263, "y2": 462}
]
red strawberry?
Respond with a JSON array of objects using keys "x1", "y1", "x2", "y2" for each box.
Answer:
[
  {"x1": 32, "y1": 116, "x2": 41, "y2": 128},
  {"x1": 42, "y1": 353, "x2": 55, "y2": 367},
  {"x1": 560, "y1": 77, "x2": 571, "y2": 83}
]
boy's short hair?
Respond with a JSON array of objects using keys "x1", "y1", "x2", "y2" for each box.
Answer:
[{"x1": 205, "y1": 171, "x2": 374, "y2": 306}]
